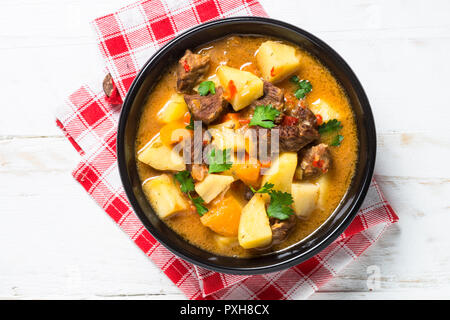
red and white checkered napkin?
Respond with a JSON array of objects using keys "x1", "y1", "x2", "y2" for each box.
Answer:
[{"x1": 56, "y1": 0, "x2": 398, "y2": 300}]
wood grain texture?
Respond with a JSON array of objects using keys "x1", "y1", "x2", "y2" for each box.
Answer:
[{"x1": 0, "y1": 0, "x2": 449, "y2": 299}]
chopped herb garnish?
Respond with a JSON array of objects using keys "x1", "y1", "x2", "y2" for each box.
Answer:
[
  {"x1": 318, "y1": 119, "x2": 343, "y2": 134},
  {"x1": 198, "y1": 81, "x2": 216, "y2": 96},
  {"x1": 267, "y1": 190, "x2": 295, "y2": 220},
  {"x1": 208, "y1": 148, "x2": 233, "y2": 173},
  {"x1": 250, "y1": 182, "x2": 274, "y2": 194},
  {"x1": 318, "y1": 119, "x2": 344, "y2": 147},
  {"x1": 188, "y1": 193, "x2": 208, "y2": 216},
  {"x1": 174, "y1": 171, "x2": 208, "y2": 216},
  {"x1": 290, "y1": 76, "x2": 312, "y2": 99},
  {"x1": 290, "y1": 75, "x2": 301, "y2": 84},
  {"x1": 174, "y1": 170, "x2": 195, "y2": 193},
  {"x1": 185, "y1": 112, "x2": 194, "y2": 130},
  {"x1": 249, "y1": 104, "x2": 280, "y2": 129},
  {"x1": 330, "y1": 134, "x2": 344, "y2": 147},
  {"x1": 250, "y1": 182, "x2": 294, "y2": 220}
]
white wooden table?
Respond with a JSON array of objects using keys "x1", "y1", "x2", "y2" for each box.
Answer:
[{"x1": 1, "y1": 0, "x2": 449, "y2": 300}]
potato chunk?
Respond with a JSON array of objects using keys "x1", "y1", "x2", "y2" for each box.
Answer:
[
  {"x1": 209, "y1": 127, "x2": 246, "y2": 151},
  {"x1": 208, "y1": 119, "x2": 246, "y2": 151},
  {"x1": 143, "y1": 174, "x2": 189, "y2": 219},
  {"x1": 194, "y1": 174, "x2": 235, "y2": 203},
  {"x1": 238, "y1": 193, "x2": 272, "y2": 249},
  {"x1": 291, "y1": 182, "x2": 320, "y2": 219},
  {"x1": 137, "y1": 136, "x2": 186, "y2": 172},
  {"x1": 256, "y1": 41, "x2": 301, "y2": 83},
  {"x1": 157, "y1": 93, "x2": 188, "y2": 124},
  {"x1": 261, "y1": 152, "x2": 298, "y2": 193},
  {"x1": 217, "y1": 65, "x2": 264, "y2": 111},
  {"x1": 309, "y1": 98, "x2": 340, "y2": 122},
  {"x1": 317, "y1": 174, "x2": 331, "y2": 210}
]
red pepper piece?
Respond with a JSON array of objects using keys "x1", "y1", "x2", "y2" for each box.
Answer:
[
  {"x1": 312, "y1": 159, "x2": 327, "y2": 173},
  {"x1": 226, "y1": 80, "x2": 237, "y2": 100},
  {"x1": 312, "y1": 159, "x2": 324, "y2": 168},
  {"x1": 315, "y1": 114, "x2": 323, "y2": 125},
  {"x1": 182, "y1": 60, "x2": 190, "y2": 72},
  {"x1": 282, "y1": 115, "x2": 299, "y2": 126}
]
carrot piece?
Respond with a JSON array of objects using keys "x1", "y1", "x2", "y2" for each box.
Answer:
[
  {"x1": 222, "y1": 113, "x2": 240, "y2": 122},
  {"x1": 200, "y1": 195, "x2": 243, "y2": 237},
  {"x1": 259, "y1": 159, "x2": 272, "y2": 168},
  {"x1": 232, "y1": 162, "x2": 261, "y2": 187},
  {"x1": 220, "y1": 112, "x2": 241, "y2": 129},
  {"x1": 159, "y1": 121, "x2": 191, "y2": 145}
]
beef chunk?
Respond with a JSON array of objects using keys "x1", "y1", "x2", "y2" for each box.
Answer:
[
  {"x1": 184, "y1": 87, "x2": 228, "y2": 124},
  {"x1": 244, "y1": 186, "x2": 254, "y2": 201},
  {"x1": 297, "y1": 107, "x2": 320, "y2": 146},
  {"x1": 243, "y1": 81, "x2": 285, "y2": 123},
  {"x1": 290, "y1": 104, "x2": 317, "y2": 125},
  {"x1": 252, "y1": 215, "x2": 297, "y2": 252},
  {"x1": 277, "y1": 106, "x2": 320, "y2": 152},
  {"x1": 300, "y1": 143, "x2": 332, "y2": 179},
  {"x1": 270, "y1": 215, "x2": 297, "y2": 245},
  {"x1": 191, "y1": 164, "x2": 208, "y2": 182},
  {"x1": 250, "y1": 81, "x2": 284, "y2": 110},
  {"x1": 246, "y1": 125, "x2": 275, "y2": 161},
  {"x1": 277, "y1": 125, "x2": 302, "y2": 152},
  {"x1": 102, "y1": 73, "x2": 114, "y2": 97},
  {"x1": 183, "y1": 129, "x2": 210, "y2": 168},
  {"x1": 177, "y1": 50, "x2": 210, "y2": 93}
]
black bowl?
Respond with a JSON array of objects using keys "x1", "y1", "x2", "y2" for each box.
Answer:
[{"x1": 117, "y1": 17, "x2": 376, "y2": 275}]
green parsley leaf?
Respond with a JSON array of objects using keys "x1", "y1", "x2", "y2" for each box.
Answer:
[
  {"x1": 208, "y1": 148, "x2": 233, "y2": 173},
  {"x1": 249, "y1": 182, "x2": 294, "y2": 220},
  {"x1": 188, "y1": 193, "x2": 208, "y2": 216},
  {"x1": 290, "y1": 76, "x2": 312, "y2": 99},
  {"x1": 185, "y1": 112, "x2": 194, "y2": 130},
  {"x1": 174, "y1": 171, "x2": 207, "y2": 216},
  {"x1": 330, "y1": 134, "x2": 344, "y2": 147},
  {"x1": 294, "y1": 81, "x2": 312, "y2": 99},
  {"x1": 250, "y1": 182, "x2": 274, "y2": 194},
  {"x1": 249, "y1": 104, "x2": 280, "y2": 129},
  {"x1": 290, "y1": 75, "x2": 301, "y2": 84},
  {"x1": 198, "y1": 81, "x2": 216, "y2": 96},
  {"x1": 174, "y1": 171, "x2": 195, "y2": 193},
  {"x1": 318, "y1": 119, "x2": 343, "y2": 134},
  {"x1": 267, "y1": 190, "x2": 295, "y2": 220}
]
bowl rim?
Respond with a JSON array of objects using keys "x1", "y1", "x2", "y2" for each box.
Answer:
[{"x1": 117, "y1": 16, "x2": 376, "y2": 275}]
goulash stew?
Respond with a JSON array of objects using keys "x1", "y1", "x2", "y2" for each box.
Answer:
[{"x1": 135, "y1": 36, "x2": 358, "y2": 257}]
